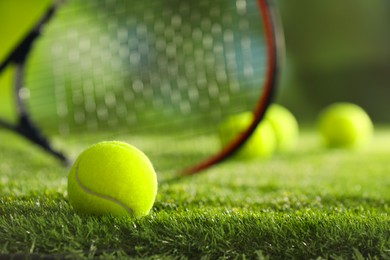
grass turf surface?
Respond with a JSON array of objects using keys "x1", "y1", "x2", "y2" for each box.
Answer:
[{"x1": 0, "y1": 128, "x2": 390, "y2": 259}]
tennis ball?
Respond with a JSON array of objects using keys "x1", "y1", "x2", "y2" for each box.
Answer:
[
  {"x1": 67, "y1": 141, "x2": 157, "y2": 218},
  {"x1": 317, "y1": 102, "x2": 374, "y2": 149},
  {"x1": 218, "y1": 112, "x2": 276, "y2": 159},
  {"x1": 265, "y1": 104, "x2": 299, "y2": 152}
]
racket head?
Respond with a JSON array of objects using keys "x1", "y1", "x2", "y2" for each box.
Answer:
[{"x1": 14, "y1": 0, "x2": 283, "y2": 178}]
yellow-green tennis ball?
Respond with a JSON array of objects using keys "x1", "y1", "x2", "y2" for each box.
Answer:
[
  {"x1": 218, "y1": 112, "x2": 276, "y2": 159},
  {"x1": 265, "y1": 104, "x2": 299, "y2": 152},
  {"x1": 317, "y1": 102, "x2": 374, "y2": 149},
  {"x1": 67, "y1": 141, "x2": 157, "y2": 218}
]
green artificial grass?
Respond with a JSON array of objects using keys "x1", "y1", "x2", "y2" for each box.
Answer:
[{"x1": 1, "y1": 128, "x2": 390, "y2": 259}]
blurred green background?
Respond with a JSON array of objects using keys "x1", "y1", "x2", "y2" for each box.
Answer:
[
  {"x1": 1, "y1": 0, "x2": 390, "y2": 125},
  {"x1": 277, "y1": 0, "x2": 390, "y2": 123}
]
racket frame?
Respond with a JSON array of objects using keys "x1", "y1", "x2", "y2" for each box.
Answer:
[{"x1": 181, "y1": 0, "x2": 285, "y2": 176}]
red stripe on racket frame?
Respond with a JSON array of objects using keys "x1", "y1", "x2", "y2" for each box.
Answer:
[{"x1": 181, "y1": 0, "x2": 285, "y2": 176}]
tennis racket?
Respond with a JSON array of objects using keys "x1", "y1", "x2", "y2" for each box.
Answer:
[{"x1": 0, "y1": 0, "x2": 284, "y2": 177}]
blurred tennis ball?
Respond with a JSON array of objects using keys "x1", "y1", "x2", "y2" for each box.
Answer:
[
  {"x1": 218, "y1": 112, "x2": 276, "y2": 160},
  {"x1": 265, "y1": 104, "x2": 299, "y2": 152},
  {"x1": 0, "y1": 0, "x2": 51, "y2": 62},
  {"x1": 68, "y1": 141, "x2": 158, "y2": 218},
  {"x1": 317, "y1": 102, "x2": 374, "y2": 149}
]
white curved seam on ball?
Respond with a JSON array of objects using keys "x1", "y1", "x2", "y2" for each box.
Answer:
[{"x1": 74, "y1": 160, "x2": 134, "y2": 215}]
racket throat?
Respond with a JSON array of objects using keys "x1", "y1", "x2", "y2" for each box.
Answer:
[
  {"x1": 14, "y1": 62, "x2": 68, "y2": 165},
  {"x1": 0, "y1": 1, "x2": 68, "y2": 165},
  {"x1": 15, "y1": 114, "x2": 68, "y2": 165}
]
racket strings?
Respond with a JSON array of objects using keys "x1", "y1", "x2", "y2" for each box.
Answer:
[{"x1": 25, "y1": 0, "x2": 266, "y2": 136}]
